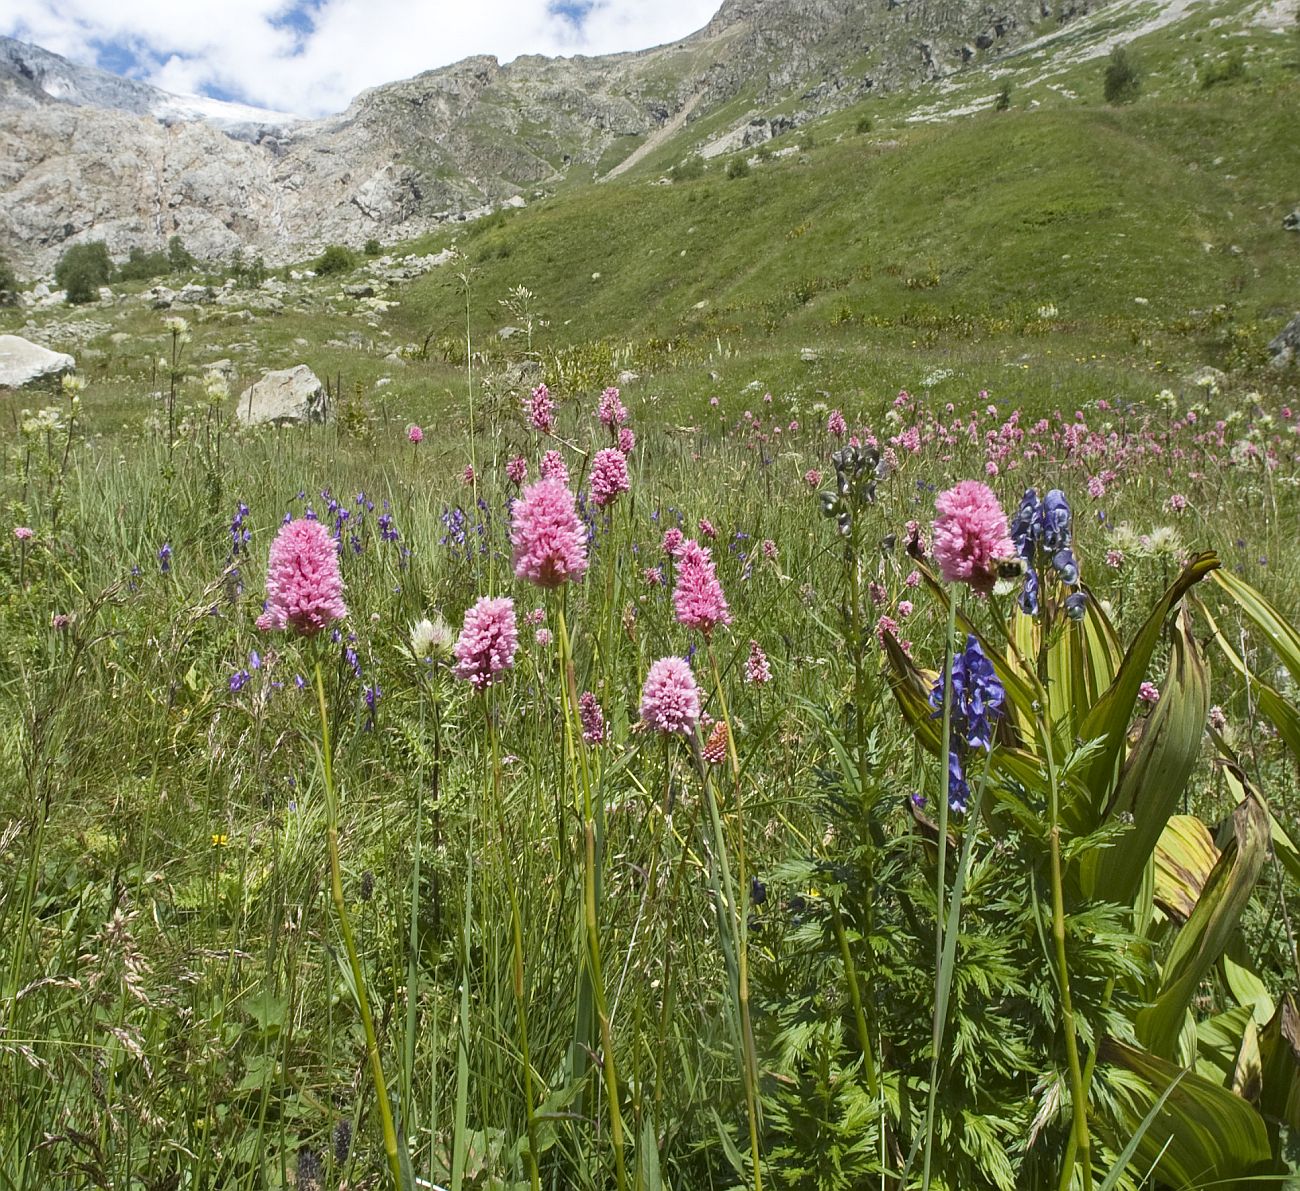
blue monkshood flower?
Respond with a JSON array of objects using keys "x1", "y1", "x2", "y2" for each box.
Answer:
[
  {"x1": 1010, "y1": 489, "x2": 1040, "y2": 562},
  {"x1": 1019, "y1": 566, "x2": 1040, "y2": 616},
  {"x1": 1064, "y1": 592, "x2": 1088, "y2": 620},
  {"x1": 947, "y1": 751, "x2": 970, "y2": 814},
  {"x1": 1053, "y1": 549, "x2": 1079, "y2": 586},
  {"x1": 1041, "y1": 489, "x2": 1072, "y2": 552},
  {"x1": 158, "y1": 543, "x2": 172, "y2": 573},
  {"x1": 929, "y1": 635, "x2": 1007, "y2": 754}
]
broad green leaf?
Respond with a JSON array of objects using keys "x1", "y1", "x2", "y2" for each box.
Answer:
[
  {"x1": 1074, "y1": 552, "x2": 1220, "y2": 821},
  {"x1": 1212, "y1": 568, "x2": 1300, "y2": 688},
  {"x1": 1257, "y1": 993, "x2": 1300, "y2": 1130},
  {"x1": 1195, "y1": 1004, "x2": 1254, "y2": 1087},
  {"x1": 1219, "y1": 756, "x2": 1300, "y2": 891},
  {"x1": 1100, "y1": 1037, "x2": 1272, "y2": 1188},
  {"x1": 1198, "y1": 596, "x2": 1300, "y2": 759},
  {"x1": 1137, "y1": 792, "x2": 1271, "y2": 1059},
  {"x1": 1222, "y1": 948, "x2": 1276, "y2": 1027},
  {"x1": 1080, "y1": 609, "x2": 1210, "y2": 905},
  {"x1": 1154, "y1": 816, "x2": 1219, "y2": 922}
]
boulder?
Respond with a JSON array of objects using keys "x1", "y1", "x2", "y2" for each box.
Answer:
[
  {"x1": 177, "y1": 282, "x2": 216, "y2": 303},
  {"x1": 0, "y1": 335, "x2": 76, "y2": 388},
  {"x1": 344, "y1": 283, "x2": 376, "y2": 298},
  {"x1": 1284, "y1": 210, "x2": 1300, "y2": 232},
  {"x1": 1268, "y1": 313, "x2": 1300, "y2": 369},
  {"x1": 235, "y1": 365, "x2": 329, "y2": 426}
]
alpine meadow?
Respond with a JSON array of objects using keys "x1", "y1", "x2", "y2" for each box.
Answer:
[{"x1": 1, "y1": 0, "x2": 1300, "y2": 1187}]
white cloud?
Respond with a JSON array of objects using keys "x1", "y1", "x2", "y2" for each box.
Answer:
[{"x1": 2, "y1": 0, "x2": 723, "y2": 117}]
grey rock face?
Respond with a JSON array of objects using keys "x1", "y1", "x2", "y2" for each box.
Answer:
[
  {"x1": 1268, "y1": 313, "x2": 1300, "y2": 369},
  {"x1": 235, "y1": 365, "x2": 329, "y2": 426},
  {"x1": 0, "y1": 333, "x2": 75, "y2": 388}
]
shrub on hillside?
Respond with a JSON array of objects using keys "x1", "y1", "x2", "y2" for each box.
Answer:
[
  {"x1": 315, "y1": 244, "x2": 358, "y2": 275},
  {"x1": 1201, "y1": 47, "x2": 1246, "y2": 88},
  {"x1": 994, "y1": 82, "x2": 1012, "y2": 111},
  {"x1": 669, "y1": 157, "x2": 706, "y2": 183},
  {"x1": 167, "y1": 236, "x2": 195, "y2": 271},
  {"x1": 117, "y1": 246, "x2": 172, "y2": 282},
  {"x1": 725, "y1": 155, "x2": 751, "y2": 179},
  {"x1": 855, "y1": 114, "x2": 873, "y2": 133},
  {"x1": 1103, "y1": 46, "x2": 1141, "y2": 104},
  {"x1": 364, "y1": 238, "x2": 382, "y2": 256},
  {"x1": 55, "y1": 241, "x2": 112, "y2": 304}
]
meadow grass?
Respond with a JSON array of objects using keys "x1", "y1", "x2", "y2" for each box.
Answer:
[{"x1": 2, "y1": 19, "x2": 1300, "y2": 1184}]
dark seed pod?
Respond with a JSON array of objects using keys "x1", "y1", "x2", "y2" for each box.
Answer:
[
  {"x1": 359, "y1": 871, "x2": 375, "y2": 902},
  {"x1": 333, "y1": 1119, "x2": 353, "y2": 1164}
]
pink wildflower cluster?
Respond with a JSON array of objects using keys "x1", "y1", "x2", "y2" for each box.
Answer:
[
  {"x1": 1138, "y1": 682, "x2": 1160, "y2": 705},
  {"x1": 827, "y1": 409, "x2": 847, "y2": 438},
  {"x1": 598, "y1": 386, "x2": 628, "y2": 428},
  {"x1": 804, "y1": 469, "x2": 823, "y2": 489},
  {"x1": 617, "y1": 426, "x2": 636, "y2": 455},
  {"x1": 579, "y1": 692, "x2": 606, "y2": 744},
  {"x1": 453, "y1": 596, "x2": 518, "y2": 690},
  {"x1": 526, "y1": 382, "x2": 555, "y2": 433},
  {"x1": 506, "y1": 455, "x2": 528, "y2": 485},
  {"x1": 256, "y1": 518, "x2": 348, "y2": 635},
  {"x1": 540, "y1": 450, "x2": 569, "y2": 484},
  {"x1": 673, "y1": 540, "x2": 731, "y2": 637},
  {"x1": 590, "y1": 447, "x2": 631, "y2": 509},
  {"x1": 640, "y1": 656, "x2": 701, "y2": 736},
  {"x1": 511, "y1": 478, "x2": 588, "y2": 588},
  {"x1": 744, "y1": 640, "x2": 771, "y2": 686},
  {"x1": 698, "y1": 518, "x2": 717, "y2": 540},
  {"x1": 13, "y1": 526, "x2": 34, "y2": 541},
  {"x1": 661, "y1": 527, "x2": 684, "y2": 557},
  {"x1": 931, "y1": 481, "x2": 1016, "y2": 597},
  {"x1": 702, "y1": 721, "x2": 729, "y2": 765},
  {"x1": 407, "y1": 424, "x2": 423, "y2": 444}
]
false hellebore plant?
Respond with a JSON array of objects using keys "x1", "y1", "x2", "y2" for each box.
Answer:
[{"x1": 883, "y1": 484, "x2": 1298, "y2": 1189}]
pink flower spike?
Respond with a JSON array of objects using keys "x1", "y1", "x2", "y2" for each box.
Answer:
[
  {"x1": 540, "y1": 449, "x2": 569, "y2": 484},
  {"x1": 453, "y1": 596, "x2": 519, "y2": 690},
  {"x1": 640, "y1": 656, "x2": 701, "y2": 736},
  {"x1": 506, "y1": 455, "x2": 528, "y2": 485},
  {"x1": 931, "y1": 481, "x2": 1015, "y2": 597},
  {"x1": 1139, "y1": 681, "x2": 1160, "y2": 705},
  {"x1": 590, "y1": 447, "x2": 631, "y2": 509},
  {"x1": 598, "y1": 386, "x2": 628, "y2": 428},
  {"x1": 256, "y1": 518, "x2": 348, "y2": 636},
  {"x1": 579, "y1": 691, "x2": 606, "y2": 744},
  {"x1": 744, "y1": 640, "x2": 771, "y2": 686},
  {"x1": 673, "y1": 539, "x2": 731, "y2": 638},
  {"x1": 407, "y1": 424, "x2": 423, "y2": 444},
  {"x1": 511, "y1": 478, "x2": 588, "y2": 588},
  {"x1": 14, "y1": 526, "x2": 34, "y2": 541},
  {"x1": 526, "y1": 383, "x2": 555, "y2": 433},
  {"x1": 617, "y1": 425, "x2": 636, "y2": 456}
]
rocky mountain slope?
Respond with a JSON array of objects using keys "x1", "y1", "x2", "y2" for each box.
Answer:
[{"x1": 1, "y1": 0, "x2": 1106, "y2": 273}]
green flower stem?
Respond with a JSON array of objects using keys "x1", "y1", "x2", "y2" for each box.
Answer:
[
  {"x1": 707, "y1": 645, "x2": 764, "y2": 1191},
  {"x1": 1043, "y1": 719, "x2": 1092, "y2": 1190},
  {"x1": 922, "y1": 594, "x2": 960, "y2": 1191},
  {"x1": 313, "y1": 659, "x2": 402, "y2": 1189},
  {"x1": 557, "y1": 603, "x2": 628, "y2": 1191},
  {"x1": 486, "y1": 701, "x2": 541, "y2": 1191}
]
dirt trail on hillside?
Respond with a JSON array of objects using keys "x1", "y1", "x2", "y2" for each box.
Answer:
[{"x1": 601, "y1": 89, "x2": 706, "y2": 181}]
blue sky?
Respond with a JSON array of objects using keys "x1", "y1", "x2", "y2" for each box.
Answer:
[{"x1": 2, "y1": 0, "x2": 721, "y2": 117}]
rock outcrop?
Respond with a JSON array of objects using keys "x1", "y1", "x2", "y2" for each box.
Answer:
[
  {"x1": 235, "y1": 365, "x2": 329, "y2": 426},
  {"x1": 0, "y1": 334, "x2": 75, "y2": 388}
]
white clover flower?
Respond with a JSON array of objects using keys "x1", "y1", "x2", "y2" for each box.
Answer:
[
  {"x1": 162, "y1": 316, "x2": 189, "y2": 336},
  {"x1": 410, "y1": 615, "x2": 454, "y2": 661}
]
